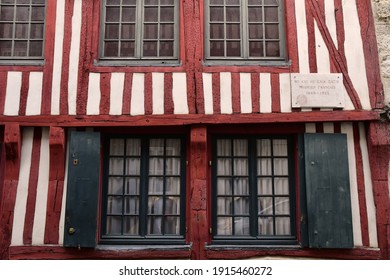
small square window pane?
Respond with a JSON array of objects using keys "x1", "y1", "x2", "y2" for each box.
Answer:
[
  {"x1": 234, "y1": 198, "x2": 249, "y2": 215},
  {"x1": 265, "y1": 24, "x2": 279, "y2": 39},
  {"x1": 166, "y1": 139, "x2": 180, "y2": 155},
  {"x1": 258, "y1": 197, "x2": 273, "y2": 215},
  {"x1": 226, "y1": 0, "x2": 240, "y2": 5},
  {"x1": 233, "y1": 139, "x2": 247, "y2": 156},
  {"x1": 273, "y1": 139, "x2": 288, "y2": 156},
  {"x1": 120, "y1": 41, "x2": 135, "y2": 57},
  {"x1": 148, "y1": 196, "x2": 163, "y2": 214},
  {"x1": 234, "y1": 217, "x2": 249, "y2": 235},
  {"x1": 145, "y1": 0, "x2": 158, "y2": 5},
  {"x1": 105, "y1": 24, "x2": 119, "y2": 39},
  {"x1": 108, "y1": 177, "x2": 123, "y2": 195},
  {"x1": 234, "y1": 178, "x2": 249, "y2": 195},
  {"x1": 126, "y1": 138, "x2": 141, "y2": 156},
  {"x1": 264, "y1": 7, "x2": 279, "y2": 22},
  {"x1": 30, "y1": 24, "x2": 44, "y2": 39},
  {"x1": 210, "y1": 0, "x2": 223, "y2": 4},
  {"x1": 217, "y1": 197, "x2": 232, "y2": 215},
  {"x1": 160, "y1": 7, "x2": 174, "y2": 22},
  {"x1": 144, "y1": 7, "x2": 158, "y2": 22},
  {"x1": 258, "y1": 158, "x2": 272, "y2": 175},
  {"x1": 210, "y1": 24, "x2": 224, "y2": 39},
  {"x1": 109, "y1": 158, "x2": 124, "y2": 175},
  {"x1": 226, "y1": 41, "x2": 240, "y2": 56},
  {"x1": 226, "y1": 24, "x2": 240, "y2": 39},
  {"x1": 123, "y1": 0, "x2": 137, "y2": 5},
  {"x1": 17, "y1": 0, "x2": 30, "y2": 4},
  {"x1": 144, "y1": 24, "x2": 158, "y2": 39},
  {"x1": 110, "y1": 139, "x2": 124, "y2": 155},
  {"x1": 160, "y1": 24, "x2": 174, "y2": 39},
  {"x1": 165, "y1": 217, "x2": 180, "y2": 234},
  {"x1": 210, "y1": 7, "x2": 224, "y2": 22},
  {"x1": 233, "y1": 159, "x2": 248, "y2": 176},
  {"x1": 16, "y1": 6, "x2": 29, "y2": 22},
  {"x1": 275, "y1": 217, "x2": 291, "y2": 235},
  {"x1": 217, "y1": 158, "x2": 232, "y2": 175},
  {"x1": 257, "y1": 139, "x2": 271, "y2": 156},
  {"x1": 257, "y1": 178, "x2": 273, "y2": 195},
  {"x1": 258, "y1": 216, "x2": 274, "y2": 235},
  {"x1": 0, "y1": 41, "x2": 12, "y2": 56},
  {"x1": 210, "y1": 41, "x2": 224, "y2": 57},
  {"x1": 125, "y1": 158, "x2": 140, "y2": 175},
  {"x1": 273, "y1": 158, "x2": 288, "y2": 175},
  {"x1": 161, "y1": 0, "x2": 174, "y2": 4},
  {"x1": 149, "y1": 139, "x2": 164, "y2": 155},
  {"x1": 165, "y1": 197, "x2": 179, "y2": 214},
  {"x1": 104, "y1": 41, "x2": 119, "y2": 56},
  {"x1": 217, "y1": 178, "x2": 232, "y2": 195},
  {"x1": 106, "y1": 7, "x2": 120, "y2": 22},
  {"x1": 124, "y1": 197, "x2": 139, "y2": 214},
  {"x1": 217, "y1": 217, "x2": 232, "y2": 235},
  {"x1": 217, "y1": 139, "x2": 231, "y2": 156},
  {"x1": 274, "y1": 178, "x2": 289, "y2": 195},
  {"x1": 0, "y1": 6, "x2": 14, "y2": 21},
  {"x1": 14, "y1": 40, "x2": 28, "y2": 56},
  {"x1": 31, "y1": 6, "x2": 45, "y2": 21},
  {"x1": 15, "y1": 24, "x2": 28, "y2": 39},
  {"x1": 121, "y1": 24, "x2": 135, "y2": 39},
  {"x1": 249, "y1": 41, "x2": 264, "y2": 57},
  {"x1": 149, "y1": 157, "x2": 164, "y2": 175},
  {"x1": 249, "y1": 24, "x2": 263, "y2": 39},
  {"x1": 124, "y1": 178, "x2": 140, "y2": 195},
  {"x1": 166, "y1": 177, "x2": 180, "y2": 195},
  {"x1": 166, "y1": 158, "x2": 180, "y2": 175},
  {"x1": 107, "y1": 196, "x2": 123, "y2": 214},
  {"x1": 248, "y1": 7, "x2": 262, "y2": 22},
  {"x1": 123, "y1": 217, "x2": 139, "y2": 235},
  {"x1": 106, "y1": 216, "x2": 122, "y2": 234},
  {"x1": 107, "y1": 0, "x2": 120, "y2": 4},
  {"x1": 147, "y1": 215, "x2": 163, "y2": 234},
  {"x1": 149, "y1": 177, "x2": 164, "y2": 194},
  {"x1": 0, "y1": 23, "x2": 13, "y2": 38},
  {"x1": 122, "y1": 7, "x2": 136, "y2": 22},
  {"x1": 226, "y1": 7, "x2": 240, "y2": 22},
  {"x1": 275, "y1": 197, "x2": 290, "y2": 215}
]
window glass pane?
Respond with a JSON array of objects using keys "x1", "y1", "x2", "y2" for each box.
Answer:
[
  {"x1": 149, "y1": 139, "x2": 164, "y2": 155},
  {"x1": 257, "y1": 139, "x2": 271, "y2": 156},
  {"x1": 218, "y1": 197, "x2": 232, "y2": 215},
  {"x1": 126, "y1": 139, "x2": 141, "y2": 155},
  {"x1": 234, "y1": 217, "x2": 249, "y2": 235},
  {"x1": 124, "y1": 177, "x2": 140, "y2": 195},
  {"x1": 160, "y1": 24, "x2": 174, "y2": 39},
  {"x1": 31, "y1": 6, "x2": 45, "y2": 21},
  {"x1": 210, "y1": 24, "x2": 224, "y2": 39},
  {"x1": 144, "y1": 24, "x2": 158, "y2": 39},
  {"x1": 123, "y1": 217, "x2": 139, "y2": 235},
  {"x1": 166, "y1": 177, "x2": 180, "y2": 195},
  {"x1": 104, "y1": 41, "x2": 119, "y2": 56},
  {"x1": 275, "y1": 197, "x2": 290, "y2": 215},
  {"x1": 265, "y1": 24, "x2": 279, "y2": 39},
  {"x1": 120, "y1": 41, "x2": 135, "y2": 56},
  {"x1": 108, "y1": 177, "x2": 123, "y2": 195},
  {"x1": 107, "y1": 0, "x2": 120, "y2": 4},
  {"x1": 217, "y1": 178, "x2": 232, "y2": 195},
  {"x1": 123, "y1": 0, "x2": 136, "y2": 4},
  {"x1": 0, "y1": 23, "x2": 13, "y2": 38},
  {"x1": 233, "y1": 139, "x2": 247, "y2": 156},
  {"x1": 106, "y1": 216, "x2": 122, "y2": 234},
  {"x1": 210, "y1": 41, "x2": 224, "y2": 57},
  {"x1": 15, "y1": 24, "x2": 28, "y2": 39},
  {"x1": 29, "y1": 41, "x2": 43, "y2": 57},
  {"x1": 110, "y1": 139, "x2": 124, "y2": 155},
  {"x1": 121, "y1": 24, "x2": 135, "y2": 39},
  {"x1": 275, "y1": 217, "x2": 290, "y2": 235},
  {"x1": 226, "y1": 24, "x2": 240, "y2": 39},
  {"x1": 266, "y1": 41, "x2": 280, "y2": 57},
  {"x1": 109, "y1": 158, "x2": 124, "y2": 175},
  {"x1": 17, "y1": 0, "x2": 31, "y2": 4},
  {"x1": 16, "y1": 6, "x2": 29, "y2": 21},
  {"x1": 106, "y1": 7, "x2": 120, "y2": 22},
  {"x1": 234, "y1": 178, "x2": 249, "y2": 195},
  {"x1": 233, "y1": 159, "x2": 248, "y2": 175},
  {"x1": 0, "y1": 41, "x2": 12, "y2": 56},
  {"x1": 148, "y1": 196, "x2": 163, "y2": 214},
  {"x1": 217, "y1": 139, "x2": 231, "y2": 156},
  {"x1": 107, "y1": 196, "x2": 122, "y2": 214},
  {"x1": 159, "y1": 41, "x2": 174, "y2": 56},
  {"x1": 249, "y1": 41, "x2": 263, "y2": 57},
  {"x1": 258, "y1": 197, "x2": 273, "y2": 215},
  {"x1": 124, "y1": 197, "x2": 139, "y2": 214},
  {"x1": 258, "y1": 177, "x2": 273, "y2": 195},
  {"x1": 165, "y1": 197, "x2": 179, "y2": 214},
  {"x1": 234, "y1": 198, "x2": 249, "y2": 215},
  {"x1": 226, "y1": 7, "x2": 240, "y2": 22},
  {"x1": 160, "y1": 7, "x2": 174, "y2": 22},
  {"x1": 217, "y1": 217, "x2": 232, "y2": 235},
  {"x1": 217, "y1": 158, "x2": 232, "y2": 175},
  {"x1": 274, "y1": 177, "x2": 289, "y2": 195},
  {"x1": 258, "y1": 158, "x2": 272, "y2": 175},
  {"x1": 273, "y1": 139, "x2": 288, "y2": 156},
  {"x1": 166, "y1": 139, "x2": 180, "y2": 155},
  {"x1": 14, "y1": 40, "x2": 27, "y2": 56},
  {"x1": 30, "y1": 23, "x2": 44, "y2": 39},
  {"x1": 273, "y1": 158, "x2": 288, "y2": 175},
  {"x1": 0, "y1": 6, "x2": 14, "y2": 21},
  {"x1": 264, "y1": 6, "x2": 278, "y2": 22},
  {"x1": 149, "y1": 158, "x2": 164, "y2": 175},
  {"x1": 248, "y1": 7, "x2": 262, "y2": 22},
  {"x1": 105, "y1": 24, "x2": 119, "y2": 39},
  {"x1": 226, "y1": 41, "x2": 240, "y2": 56},
  {"x1": 125, "y1": 158, "x2": 140, "y2": 175},
  {"x1": 166, "y1": 158, "x2": 180, "y2": 175},
  {"x1": 145, "y1": 0, "x2": 159, "y2": 5},
  {"x1": 144, "y1": 7, "x2": 158, "y2": 22},
  {"x1": 122, "y1": 7, "x2": 136, "y2": 22},
  {"x1": 210, "y1": 7, "x2": 223, "y2": 21},
  {"x1": 258, "y1": 217, "x2": 273, "y2": 235},
  {"x1": 249, "y1": 24, "x2": 263, "y2": 39}
]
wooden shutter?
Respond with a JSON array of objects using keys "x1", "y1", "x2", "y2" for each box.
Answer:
[
  {"x1": 303, "y1": 133, "x2": 353, "y2": 248},
  {"x1": 64, "y1": 131, "x2": 100, "y2": 248}
]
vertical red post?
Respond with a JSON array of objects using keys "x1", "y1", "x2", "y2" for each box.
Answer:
[
  {"x1": 189, "y1": 126, "x2": 208, "y2": 259},
  {"x1": 0, "y1": 124, "x2": 21, "y2": 259}
]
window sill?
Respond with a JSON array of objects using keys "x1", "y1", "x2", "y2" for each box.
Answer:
[
  {"x1": 96, "y1": 244, "x2": 191, "y2": 251},
  {"x1": 0, "y1": 59, "x2": 44, "y2": 66}
]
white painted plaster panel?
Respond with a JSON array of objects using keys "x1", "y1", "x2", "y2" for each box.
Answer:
[
  {"x1": 240, "y1": 73, "x2": 252, "y2": 113},
  {"x1": 280, "y1": 73, "x2": 292, "y2": 113},
  {"x1": 4, "y1": 72, "x2": 22, "y2": 116},
  {"x1": 68, "y1": 0, "x2": 82, "y2": 115},
  {"x1": 173, "y1": 73, "x2": 189, "y2": 114},
  {"x1": 323, "y1": 123, "x2": 335, "y2": 133},
  {"x1": 314, "y1": 22, "x2": 331, "y2": 73},
  {"x1": 11, "y1": 128, "x2": 34, "y2": 246},
  {"x1": 110, "y1": 73, "x2": 125, "y2": 115},
  {"x1": 32, "y1": 128, "x2": 50, "y2": 245},
  {"x1": 26, "y1": 72, "x2": 43, "y2": 115},
  {"x1": 259, "y1": 73, "x2": 272, "y2": 113},
  {"x1": 51, "y1": 0, "x2": 66, "y2": 115},
  {"x1": 295, "y1": 0, "x2": 310, "y2": 74},
  {"x1": 220, "y1": 72, "x2": 233, "y2": 114},
  {"x1": 305, "y1": 123, "x2": 316, "y2": 133},
  {"x1": 202, "y1": 73, "x2": 213, "y2": 114},
  {"x1": 325, "y1": 0, "x2": 338, "y2": 49},
  {"x1": 152, "y1": 73, "x2": 165, "y2": 115},
  {"x1": 87, "y1": 73, "x2": 101, "y2": 115},
  {"x1": 130, "y1": 73, "x2": 145, "y2": 115}
]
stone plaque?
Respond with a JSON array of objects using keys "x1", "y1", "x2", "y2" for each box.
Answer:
[{"x1": 291, "y1": 74, "x2": 345, "y2": 108}]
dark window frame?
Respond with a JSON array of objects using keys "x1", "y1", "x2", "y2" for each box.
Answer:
[
  {"x1": 100, "y1": 134, "x2": 187, "y2": 245},
  {"x1": 211, "y1": 135, "x2": 297, "y2": 246}
]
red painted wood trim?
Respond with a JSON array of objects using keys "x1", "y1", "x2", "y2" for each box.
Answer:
[
  {"x1": 23, "y1": 127, "x2": 42, "y2": 245},
  {"x1": 164, "y1": 73, "x2": 174, "y2": 114},
  {"x1": 0, "y1": 124, "x2": 21, "y2": 259},
  {"x1": 91, "y1": 0, "x2": 101, "y2": 63},
  {"x1": 0, "y1": 72, "x2": 7, "y2": 115},
  {"x1": 99, "y1": 73, "x2": 111, "y2": 115},
  {"x1": 44, "y1": 127, "x2": 66, "y2": 244},
  {"x1": 284, "y1": 0, "x2": 299, "y2": 73},
  {"x1": 122, "y1": 72, "x2": 133, "y2": 115},
  {"x1": 9, "y1": 246, "x2": 191, "y2": 260},
  {"x1": 356, "y1": 0, "x2": 385, "y2": 109},
  {"x1": 271, "y1": 74, "x2": 281, "y2": 113},
  {"x1": 334, "y1": 122, "x2": 342, "y2": 134},
  {"x1": 251, "y1": 73, "x2": 260, "y2": 114},
  {"x1": 202, "y1": 65, "x2": 291, "y2": 73},
  {"x1": 315, "y1": 122, "x2": 323, "y2": 133},
  {"x1": 308, "y1": 0, "x2": 363, "y2": 110},
  {"x1": 76, "y1": 0, "x2": 94, "y2": 115},
  {"x1": 334, "y1": 0, "x2": 347, "y2": 72},
  {"x1": 60, "y1": 0, "x2": 75, "y2": 115},
  {"x1": 41, "y1": 0, "x2": 57, "y2": 115},
  {"x1": 144, "y1": 73, "x2": 153, "y2": 115},
  {"x1": 212, "y1": 73, "x2": 221, "y2": 114},
  {"x1": 231, "y1": 73, "x2": 241, "y2": 114},
  {"x1": 0, "y1": 111, "x2": 380, "y2": 127},
  {"x1": 189, "y1": 126, "x2": 208, "y2": 260},
  {"x1": 353, "y1": 123, "x2": 369, "y2": 247},
  {"x1": 305, "y1": 2, "x2": 317, "y2": 73},
  {"x1": 18, "y1": 72, "x2": 30, "y2": 116}
]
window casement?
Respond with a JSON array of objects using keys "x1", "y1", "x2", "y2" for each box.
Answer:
[
  {"x1": 100, "y1": 0, "x2": 179, "y2": 64},
  {"x1": 0, "y1": 0, "x2": 46, "y2": 61},
  {"x1": 212, "y1": 136, "x2": 297, "y2": 245},
  {"x1": 204, "y1": 0, "x2": 285, "y2": 64},
  {"x1": 100, "y1": 135, "x2": 186, "y2": 244}
]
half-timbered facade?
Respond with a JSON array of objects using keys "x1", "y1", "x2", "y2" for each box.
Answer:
[{"x1": 0, "y1": 0, "x2": 389, "y2": 260}]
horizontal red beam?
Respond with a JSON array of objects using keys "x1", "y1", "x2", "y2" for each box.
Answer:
[{"x1": 0, "y1": 111, "x2": 379, "y2": 127}]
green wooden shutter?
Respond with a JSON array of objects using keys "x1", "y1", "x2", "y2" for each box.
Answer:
[
  {"x1": 303, "y1": 133, "x2": 353, "y2": 248},
  {"x1": 64, "y1": 131, "x2": 100, "y2": 248}
]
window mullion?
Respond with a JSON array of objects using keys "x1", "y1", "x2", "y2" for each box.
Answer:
[
  {"x1": 135, "y1": 0, "x2": 143, "y2": 58},
  {"x1": 249, "y1": 138, "x2": 257, "y2": 237},
  {"x1": 139, "y1": 138, "x2": 148, "y2": 237},
  {"x1": 241, "y1": 0, "x2": 248, "y2": 59}
]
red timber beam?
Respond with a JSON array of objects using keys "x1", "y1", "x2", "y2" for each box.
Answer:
[
  {"x1": 307, "y1": 0, "x2": 363, "y2": 110},
  {"x1": 0, "y1": 124, "x2": 21, "y2": 259},
  {"x1": 189, "y1": 126, "x2": 208, "y2": 260},
  {"x1": 44, "y1": 127, "x2": 66, "y2": 244},
  {"x1": 367, "y1": 122, "x2": 390, "y2": 259}
]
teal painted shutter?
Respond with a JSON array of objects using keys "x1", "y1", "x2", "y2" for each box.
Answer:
[
  {"x1": 304, "y1": 133, "x2": 353, "y2": 248},
  {"x1": 64, "y1": 131, "x2": 100, "y2": 248}
]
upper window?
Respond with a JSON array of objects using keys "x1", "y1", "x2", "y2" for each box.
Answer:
[
  {"x1": 0, "y1": 0, "x2": 46, "y2": 61},
  {"x1": 205, "y1": 0, "x2": 285, "y2": 63},
  {"x1": 100, "y1": 0, "x2": 179, "y2": 63},
  {"x1": 212, "y1": 136, "x2": 296, "y2": 245},
  {"x1": 100, "y1": 136, "x2": 186, "y2": 244}
]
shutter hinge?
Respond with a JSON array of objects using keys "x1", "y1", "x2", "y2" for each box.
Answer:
[
  {"x1": 209, "y1": 227, "x2": 212, "y2": 234},
  {"x1": 209, "y1": 160, "x2": 212, "y2": 166}
]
